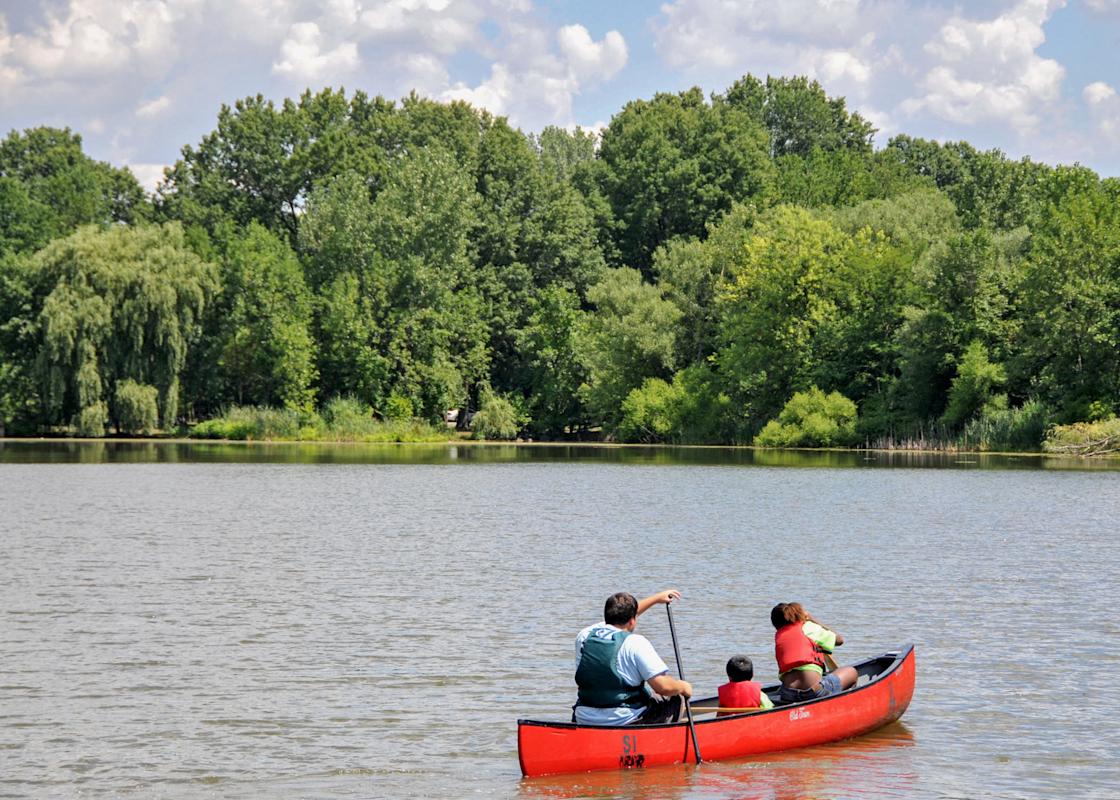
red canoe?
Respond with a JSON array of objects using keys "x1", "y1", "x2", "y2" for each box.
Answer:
[{"x1": 518, "y1": 645, "x2": 915, "y2": 777}]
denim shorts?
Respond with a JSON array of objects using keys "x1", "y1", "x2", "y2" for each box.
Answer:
[{"x1": 778, "y1": 671, "x2": 842, "y2": 704}]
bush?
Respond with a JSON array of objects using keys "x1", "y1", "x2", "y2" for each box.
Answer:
[
  {"x1": 618, "y1": 378, "x2": 680, "y2": 443},
  {"x1": 383, "y1": 392, "x2": 414, "y2": 421},
  {"x1": 616, "y1": 366, "x2": 735, "y2": 444},
  {"x1": 962, "y1": 399, "x2": 1049, "y2": 451},
  {"x1": 755, "y1": 387, "x2": 858, "y2": 448},
  {"x1": 1043, "y1": 417, "x2": 1120, "y2": 456},
  {"x1": 471, "y1": 386, "x2": 525, "y2": 440},
  {"x1": 114, "y1": 380, "x2": 159, "y2": 434},
  {"x1": 322, "y1": 396, "x2": 378, "y2": 438},
  {"x1": 188, "y1": 403, "x2": 451, "y2": 443},
  {"x1": 191, "y1": 417, "x2": 254, "y2": 440},
  {"x1": 188, "y1": 405, "x2": 300, "y2": 440}
]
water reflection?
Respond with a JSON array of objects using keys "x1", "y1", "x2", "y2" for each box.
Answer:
[
  {"x1": 1, "y1": 439, "x2": 1116, "y2": 470},
  {"x1": 519, "y1": 724, "x2": 915, "y2": 800}
]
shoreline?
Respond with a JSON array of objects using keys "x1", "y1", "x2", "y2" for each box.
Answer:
[{"x1": 1, "y1": 434, "x2": 1111, "y2": 460}]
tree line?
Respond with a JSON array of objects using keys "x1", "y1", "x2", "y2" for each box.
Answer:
[{"x1": 1, "y1": 75, "x2": 1118, "y2": 447}]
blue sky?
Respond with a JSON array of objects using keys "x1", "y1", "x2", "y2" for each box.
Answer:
[{"x1": 1, "y1": 0, "x2": 1117, "y2": 190}]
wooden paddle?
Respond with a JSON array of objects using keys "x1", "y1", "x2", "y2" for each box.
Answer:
[{"x1": 665, "y1": 601, "x2": 702, "y2": 765}]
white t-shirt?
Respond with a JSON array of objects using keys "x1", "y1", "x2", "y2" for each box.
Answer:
[{"x1": 573, "y1": 623, "x2": 670, "y2": 725}]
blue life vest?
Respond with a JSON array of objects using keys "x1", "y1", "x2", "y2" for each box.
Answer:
[{"x1": 575, "y1": 628, "x2": 649, "y2": 709}]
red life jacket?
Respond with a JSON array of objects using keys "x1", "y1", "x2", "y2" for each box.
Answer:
[
  {"x1": 717, "y1": 680, "x2": 763, "y2": 716},
  {"x1": 775, "y1": 622, "x2": 826, "y2": 674}
]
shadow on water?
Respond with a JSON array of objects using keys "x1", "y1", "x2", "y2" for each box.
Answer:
[
  {"x1": 1, "y1": 439, "x2": 1117, "y2": 469},
  {"x1": 519, "y1": 723, "x2": 916, "y2": 800}
]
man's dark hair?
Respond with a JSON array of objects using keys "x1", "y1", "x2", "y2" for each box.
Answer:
[
  {"x1": 726, "y1": 655, "x2": 754, "y2": 682},
  {"x1": 604, "y1": 592, "x2": 638, "y2": 626}
]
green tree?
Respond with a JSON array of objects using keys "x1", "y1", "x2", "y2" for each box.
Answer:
[
  {"x1": 774, "y1": 147, "x2": 924, "y2": 208},
  {"x1": 21, "y1": 224, "x2": 216, "y2": 433},
  {"x1": 472, "y1": 120, "x2": 604, "y2": 396},
  {"x1": 0, "y1": 127, "x2": 147, "y2": 255},
  {"x1": 723, "y1": 75, "x2": 875, "y2": 158},
  {"x1": 829, "y1": 188, "x2": 959, "y2": 251},
  {"x1": 808, "y1": 234, "x2": 915, "y2": 413},
  {"x1": 885, "y1": 135, "x2": 1052, "y2": 230},
  {"x1": 515, "y1": 286, "x2": 589, "y2": 437},
  {"x1": 616, "y1": 364, "x2": 733, "y2": 444},
  {"x1": 716, "y1": 206, "x2": 852, "y2": 428},
  {"x1": 654, "y1": 203, "x2": 761, "y2": 366},
  {"x1": 0, "y1": 253, "x2": 40, "y2": 430},
  {"x1": 219, "y1": 223, "x2": 317, "y2": 411},
  {"x1": 617, "y1": 377, "x2": 681, "y2": 443},
  {"x1": 579, "y1": 268, "x2": 681, "y2": 429},
  {"x1": 157, "y1": 89, "x2": 395, "y2": 243},
  {"x1": 941, "y1": 340, "x2": 1006, "y2": 429},
  {"x1": 597, "y1": 86, "x2": 774, "y2": 271},
  {"x1": 301, "y1": 148, "x2": 486, "y2": 419},
  {"x1": 1014, "y1": 168, "x2": 1120, "y2": 420},
  {"x1": 893, "y1": 229, "x2": 1022, "y2": 423},
  {"x1": 532, "y1": 126, "x2": 597, "y2": 181}
]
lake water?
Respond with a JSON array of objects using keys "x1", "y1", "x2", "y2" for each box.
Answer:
[{"x1": 1, "y1": 441, "x2": 1118, "y2": 799}]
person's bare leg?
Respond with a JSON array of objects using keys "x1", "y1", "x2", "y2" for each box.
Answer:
[{"x1": 835, "y1": 666, "x2": 858, "y2": 690}]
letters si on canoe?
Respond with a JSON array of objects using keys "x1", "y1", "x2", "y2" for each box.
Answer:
[{"x1": 517, "y1": 645, "x2": 915, "y2": 777}]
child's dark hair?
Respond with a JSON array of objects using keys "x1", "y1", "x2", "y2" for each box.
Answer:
[{"x1": 726, "y1": 655, "x2": 754, "y2": 682}]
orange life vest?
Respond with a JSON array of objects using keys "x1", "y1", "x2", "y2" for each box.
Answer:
[
  {"x1": 775, "y1": 622, "x2": 826, "y2": 674},
  {"x1": 717, "y1": 680, "x2": 763, "y2": 716}
]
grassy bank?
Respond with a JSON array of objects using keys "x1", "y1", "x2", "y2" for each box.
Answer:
[{"x1": 188, "y1": 400, "x2": 450, "y2": 443}]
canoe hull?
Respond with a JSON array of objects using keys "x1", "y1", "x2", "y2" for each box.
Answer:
[{"x1": 518, "y1": 645, "x2": 915, "y2": 777}]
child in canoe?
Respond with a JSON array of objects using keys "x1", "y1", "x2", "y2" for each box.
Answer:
[
  {"x1": 717, "y1": 655, "x2": 774, "y2": 716},
  {"x1": 771, "y1": 602, "x2": 858, "y2": 704}
]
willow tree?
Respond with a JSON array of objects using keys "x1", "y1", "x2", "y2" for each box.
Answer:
[{"x1": 28, "y1": 224, "x2": 216, "y2": 434}]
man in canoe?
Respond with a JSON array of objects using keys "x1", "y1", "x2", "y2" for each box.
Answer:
[
  {"x1": 573, "y1": 589, "x2": 693, "y2": 725},
  {"x1": 772, "y1": 602, "x2": 858, "y2": 704}
]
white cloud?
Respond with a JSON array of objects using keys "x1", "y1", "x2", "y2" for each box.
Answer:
[
  {"x1": 272, "y1": 22, "x2": 359, "y2": 82},
  {"x1": 2, "y1": 0, "x2": 183, "y2": 85},
  {"x1": 657, "y1": 0, "x2": 869, "y2": 60},
  {"x1": 859, "y1": 105, "x2": 896, "y2": 139},
  {"x1": 444, "y1": 63, "x2": 515, "y2": 115},
  {"x1": 652, "y1": 0, "x2": 900, "y2": 109},
  {"x1": 135, "y1": 95, "x2": 170, "y2": 118},
  {"x1": 814, "y1": 48, "x2": 872, "y2": 85},
  {"x1": 441, "y1": 22, "x2": 628, "y2": 127},
  {"x1": 557, "y1": 25, "x2": 627, "y2": 82},
  {"x1": 1084, "y1": 81, "x2": 1120, "y2": 142},
  {"x1": 905, "y1": 0, "x2": 1066, "y2": 131},
  {"x1": 125, "y1": 162, "x2": 170, "y2": 192},
  {"x1": 1084, "y1": 81, "x2": 1117, "y2": 106},
  {"x1": 359, "y1": 0, "x2": 481, "y2": 55},
  {"x1": 395, "y1": 52, "x2": 451, "y2": 95}
]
